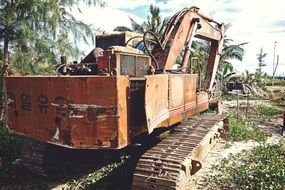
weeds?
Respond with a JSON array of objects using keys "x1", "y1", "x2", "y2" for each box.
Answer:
[
  {"x1": 0, "y1": 126, "x2": 24, "y2": 185},
  {"x1": 64, "y1": 156, "x2": 130, "y2": 190},
  {"x1": 207, "y1": 141, "x2": 285, "y2": 190},
  {"x1": 255, "y1": 105, "x2": 283, "y2": 119},
  {"x1": 222, "y1": 94, "x2": 259, "y2": 101},
  {"x1": 228, "y1": 117, "x2": 270, "y2": 142}
]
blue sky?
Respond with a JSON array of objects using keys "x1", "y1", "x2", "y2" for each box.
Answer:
[{"x1": 75, "y1": 0, "x2": 285, "y2": 76}]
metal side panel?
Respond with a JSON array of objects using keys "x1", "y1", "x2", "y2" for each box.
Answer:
[
  {"x1": 5, "y1": 76, "x2": 130, "y2": 149},
  {"x1": 145, "y1": 75, "x2": 169, "y2": 134},
  {"x1": 196, "y1": 91, "x2": 209, "y2": 113},
  {"x1": 168, "y1": 74, "x2": 185, "y2": 126},
  {"x1": 116, "y1": 77, "x2": 131, "y2": 148},
  {"x1": 184, "y1": 74, "x2": 198, "y2": 117}
]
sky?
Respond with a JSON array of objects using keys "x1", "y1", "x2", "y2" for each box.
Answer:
[{"x1": 75, "y1": 0, "x2": 285, "y2": 76}]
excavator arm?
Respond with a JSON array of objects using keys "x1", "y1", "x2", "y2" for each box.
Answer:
[{"x1": 150, "y1": 7, "x2": 224, "y2": 91}]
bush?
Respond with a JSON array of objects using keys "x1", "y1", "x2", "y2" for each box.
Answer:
[
  {"x1": 228, "y1": 117, "x2": 270, "y2": 142},
  {"x1": 0, "y1": 126, "x2": 24, "y2": 183},
  {"x1": 255, "y1": 105, "x2": 283, "y2": 119},
  {"x1": 0, "y1": 126, "x2": 24, "y2": 161},
  {"x1": 207, "y1": 141, "x2": 285, "y2": 190}
]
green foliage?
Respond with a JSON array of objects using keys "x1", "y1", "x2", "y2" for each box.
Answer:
[
  {"x1": 228, "y1": 117, "x2": 270, "y2": 142},
  {"x1": 255, "y1": 105, "x2": 283, "y2": 119},
  {"x1": 64, "y1": 156, "x2": 129, "y2": 190},
  {"x1": 0, "y1": 126, "x2": 23, "y2": 159},
  {"x1": 256, "y1": 48, "x2": 267, "y2": 73},
  {"x1": 264, "y1": 77, "x2": 285, "y2": 86},
  {"x1": 0, "y1": 126, "x2": 24, "y2": 183},
  {"x1": 213, "y1": 25, "x2": 247, "y2": 92},
  {"x1": 222, "y1": 94, "x2": 259, "y2": 101},
  {"x1": 207, "y1": 141, "x2": 285, "y2": 190},
  {"x1": 0, "y1": 0, "x2": 103, "y2": 75},
  {"x1": 114, "y1": 4, "x2": 167, "y2": 37},
  {"x1": 8, "y1": 51, "x2": 56, "y2": 75},
  {"x1": 190, "y1": 41, "x2": 210, "y2": 83}
]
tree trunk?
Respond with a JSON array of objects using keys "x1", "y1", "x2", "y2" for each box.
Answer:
[
  {"x1": 2, "y1": 38, "x2": 9, "y2": 76},
  {"x1": 0, "y1": 34, "x2": 9, "y2": 123}
]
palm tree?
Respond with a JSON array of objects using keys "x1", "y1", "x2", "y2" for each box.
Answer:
[
  {"x1": 114, "y1": 16, "x2": 145, "y2": 34},
  {"x1": 0, "y1": 0, "x2": 104, "y2": 75},
  {"x1": 218, "y1": 24, "x2": 248, "y2": 75},
  {"x1": 190, "y1": 41, "x2": 210, "y2": 79},
  {"x1": 215, "y1": 25, "x2": 248, "y2": 92},
  {"x1": 189, "y1": 25, "x2": 247, "y2": 92},
  {"x1": 114, "y1": 4, "x2": 166, "y2": 37}
]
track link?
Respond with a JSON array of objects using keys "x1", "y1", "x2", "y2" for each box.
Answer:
[
  {"x1": 20, "y1": 139, "x2": 48, "y2": 176},
  {"x1": 20, "y1": 139, "x2": 74, "y2": 177},
  {"x1": 132, "y1": 114, "x2": 228, "y2": 190}
]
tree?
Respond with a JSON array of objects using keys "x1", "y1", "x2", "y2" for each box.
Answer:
[
  {"x1": 0, "y1": 0, "x2": 104, "y2": 121},
  {"x1": 218, "y1": 24, "x2": 247, "y2": 76},
  {"x1": 213, "y1": 25, "x2": 247, "y2": 92},
  {"x1": 114, "y1": 4, "x2": 167, "y2": 37},
  {"x1": 190, "y1": 26, "x2": 247, "y2": 91},
  {"x1": 0, "y1": 0, "x2": 104, "y2": 75},
  {"x1": 256, "y1": 48, "x2": 267, "y2": 74},
  {"x1": 114, "y1": 16, "x2": 144, "y2": 34}
]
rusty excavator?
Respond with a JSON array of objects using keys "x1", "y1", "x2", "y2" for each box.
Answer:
[{"x1": 5, "y1": 7, "x2": 228, "y2": 190}]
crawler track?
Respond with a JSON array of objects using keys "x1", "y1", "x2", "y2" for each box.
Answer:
[
  {"x1": 20, "y1": 114, "x2": 228, "y2": 189},
  {"x1": 132, "y1": 114, "x2": 228, "y2": 190},
  {"x1": 20, "y1": 139, "x2": 48, "y2": 176},
  {"x1": 20, "y1": 139, "x2": 77, "y2": 177}
]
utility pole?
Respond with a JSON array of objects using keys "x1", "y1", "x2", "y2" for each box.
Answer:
[
  {"x1": 273, "y1": 55, "x2": 279, "y2": 79},
  {"x1": 272, "y1": 41, "x2": 277, "y2": 85}
]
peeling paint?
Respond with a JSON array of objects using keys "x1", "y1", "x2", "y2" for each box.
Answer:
[
  {"x1": 5, "y1": 76, "x2": 129, "y2": 149},
  {"x1": 53, "y1": 128, "x2": 60, "y2": 140}
]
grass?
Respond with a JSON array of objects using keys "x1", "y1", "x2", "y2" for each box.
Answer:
[
  {"x1": 63, "y1": 156, "x2": 130, "y2": 190},
  {"x1": 227, "y1": 117, "x2": 270, "y2": 142},
  {"x1": 210, "y1": 103, "x2": 284, "y2": 189},
  {"x1": 255, "y1": 105, "x2": 283, "y2": 119},
  {"x1": 264, "y1": 78, "x2": 285, "y2": 86},
  {"x1": 0, "y1": 125, "x2": 133, "y2": 190},
  {"x1": 207, "y1": 141, "x2": 285, "y2": 190},
  {"x1": 222, "y1": 94, "x2": 259, "y2": 101}
]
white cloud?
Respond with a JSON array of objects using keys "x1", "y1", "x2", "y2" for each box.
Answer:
[
  {"x1": 104, "y1": 0, "x2": 155, "y2": 9},
  {"x1": 74, "y1": 5, "x2": 143, "y2": 33}
]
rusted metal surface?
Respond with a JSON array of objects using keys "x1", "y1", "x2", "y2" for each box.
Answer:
[
  {"x1": 145, "y1": 75, "x2": 169, "y2": 133},
  {"x1": 132, "y1": 114, "x2": 228, "y2": 190},
  {"x1": 168, "y1": 74, "x2": 185, "y2": 126},
  {"x1": 151, "y1": 7, "x2": 223, "y2": 73},
  {"x1": 204, "y1": 27, "x2": 225, "y2": 91},
  {"x1": 6, "y1": 73, "x2": 211, "y2": 149},
  {"x1": 184, "y1": 74, "x2": 197, "y2": 118},
  {"x1": 5, "y1": 76, "x2": 130, "y2": 149},
  {"x1": 196, "y1": 91, "x2": 209, "y2": 113},
  {"x1": 144, "y1": 74, "x2": 209, "y2": 133},
  {"x1": 80, "y1": 47, "x2": 104, "y2": 63}
]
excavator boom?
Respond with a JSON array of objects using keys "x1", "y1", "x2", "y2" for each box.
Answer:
[{"x1": 151, "y1": 7, "x2": 224, "y2": 91}]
